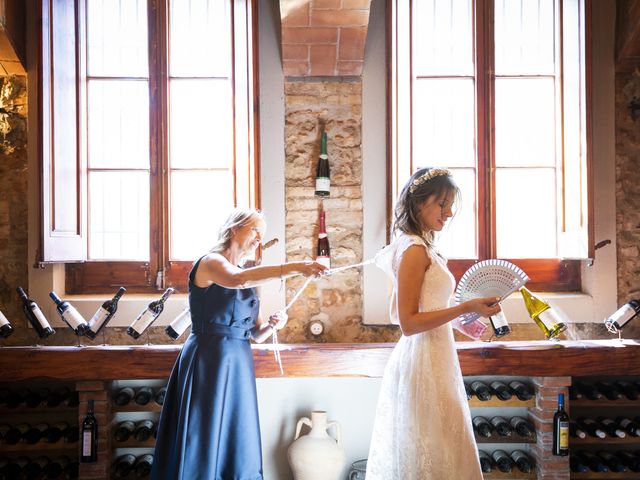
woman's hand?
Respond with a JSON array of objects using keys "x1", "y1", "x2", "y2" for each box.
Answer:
[
  {"x1": 463, "y1": 296, "x2": 501, "y2": 318},
  {"x1": 293, "y1": 261, "x2": 327, "y2": 278},
  {"x1": 268, "y1": 311, "x2": 288, "y2": 331}
]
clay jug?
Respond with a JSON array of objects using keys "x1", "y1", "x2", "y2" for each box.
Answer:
[{"x1": 287, "y1": 410, "x2": 346, "y2": 480}]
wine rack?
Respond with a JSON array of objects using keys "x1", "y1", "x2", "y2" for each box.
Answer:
[
  {"x1": 570, "y1": 376, "x2": 640, "y2": 479},
  {"x1": 109, "y1": 379, "x2": 166, "y2": 479},
  {"x1": 0, "y1": 381, "x2": 80, "y2": 479},
  {"x1": 465, "y1": 376, "x2": 537, "y2": 480}
]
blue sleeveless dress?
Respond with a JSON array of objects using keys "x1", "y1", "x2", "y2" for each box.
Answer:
[{"x1": 151, "y1": 257, "x2": 263, "y2": 480}]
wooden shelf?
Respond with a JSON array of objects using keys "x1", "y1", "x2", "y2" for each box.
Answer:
[
  {"x1": 469, "y1": 397, "x2": 535, "y2": 408},
  {"x1": 111, "y1": 438, "x2": 156, "y2": 448},
  {"x1": 571, "y1": 436, "x2": 640, "y2": 445},
  {"x1": 571, "y1": 472, "x2": 640, "y2": 479},
  {"x1": 112, "y1": 404, "x2": 162, "y2": 413},
  {"x1": 483, "y1": 469, "x2": 535, "y2": 479},
  {"x1": 1, "y1": 441, "x2": 78, "y2": 452},
  {"x1": 476, "y1": 434, "x2": 536, "y2": 444},
  {"x1": 0, "y1": 405, "x2": 77, "y2": 415},
  {"x1": 571, "y1": 400, "x2": 640, "y2": 408}
]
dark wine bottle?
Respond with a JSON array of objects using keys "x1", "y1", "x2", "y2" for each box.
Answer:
[
  {"x1": 17, "y1": 287, "x2": 55, "y2": 338},
  {"x1": 569, "y1": 454, "x2": 589, "y2": 472},
  {"x1": 569, "y1": 422, "x2": 587, "y2": 439},
  {"x1": 595, "y1": 381, "x2": 622, "y2": 400},
  {"x1": 616, "y1": 416, "x2": 640, "y2": 436},
  {"x1": 464, "y1": 383, "x2": 472, "y2": 400},
  {"x1": 113, "y1": 454, "x2": 136, "y2": 478},
  {"x1": 617, "y1": 450, "x2": 640, "y2": 472},
  {"x1": 316, "y1": 208, "x2": 331, "y2": 269},
  {"x1": 478, "y1": 450, "x2": 493, "y2": 473},
  {"x1": 127, "y1": 288, "x2": 175, "y2": 339},
  {"x1": 510, "y1": 416, "x2": 535, "y2": 438},
  {"x1": 134, "y1": 386, "x2": 153, "y2": 406},
  {"x1": 113, "y1": 421, "x2": 135, "y2": 442},
  {"x1": 604, "y1": 299, "x2": 640, "y2": 331},
  {"x1": 597, "y1": 451, "x2": 627, "y2": 472},
  {"x1": 13, "y1": 422, "x2": 31, "y2": 442},
  {"x1": 5, "y1": 388, "x2": 25, "y2": 408},
  {"x1": 2, "y1": 424, "x2": 22, "y2": 444},
  {"x1": 0, "y1": 309, "x2": 13, "y2": 338},
  {"x1": 43, "y1": 455, "x2": 69, "y2": 479},
  {"x1": 134, "y1": 419, "x2": 154, "y2": 442},
  {"x1": 510, "y1": 450, "x2": 533, "y2": 473},
  {"x1": 23, "y1": 422, "x2": 48, "y2": 444},
  {"x1": 553, "y1": 393, "x2": 570, "y2": 455},
  {"x1": 23, "y1": 388, "x2": 44, "y2": 408},
  {"x1": 165, "y1": 306, "x2": 191, "y2": 340},
  {"x1": 154, "y1": 386, "x2": 167, "y2": 406},
  {"x1": 490, "y1": 416, "x2": 513, "y2": 437},
  {"x1": 49, "y1": 291, "x2": 89, "y2": 335},
  {"x1": 65, "y1": 390, "x2": 79, "y2": 408},
  {"x1": 470, "y1": 381, "x2": 492, "y2": 401},
  {"x1": 491, "y1": 450, "x2": 514, "y2": 473},
  {"x1": 568, "y1": 385, "x2": 582, "y2": 400},
  {"x1": 4, "y1": 457, "x2": 26, "y2": 479},
  {"x1": 574, "y1": 381, "x2": 602, "y2": 400},
  {"x1": 489, "y1": 310, "x2": 511, "y2": 337},
  {"x1": 80, "y1": 400, "x2": 97, "y2": 463},
  {"x1": 579, "y1": 451, "x2": 609, "y2": 472},
  {"x1": 577, "y1": 417, "x2": 605, "y2": 439},
  {"x1": 114, "y1": 386, "x2": 135, "y2": 406},
  {"x1": 472, "y1": 416, "x2": 492, "y2": 438},
  {"x1": 0, "y1": 423, "x2": 8, "y2": 441},
  {"x1": 314, "y1": 130, "x2": 330, "y2": 197},
  {"x1": 65, "y1": 424, "x2": 79, "y2": 443},
  {"x1": 508, "y1": 380, "x2": 534, "y2": 401},
  {"x1": 615, "y1": 380, "x2": 639, "y2": 400},
  {"x1": 134, "y1": 454, "x2": 153, "y2": 477},
  {"x1": 44, "y1": 421, "x2": 69, "y2": 443},
  {"x1": 597, "y1": 417, "x2": 626, "y2": 438},
  {"x1": 86, "y1": 287, "x2": 126, "y2": 339},
  {"x1": 23, "y1": 456, "x2": 49, "y2": 479},
  {"x1": 490, "y1": 381, "x2": 512, "y2": 401}
]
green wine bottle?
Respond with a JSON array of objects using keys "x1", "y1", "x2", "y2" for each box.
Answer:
[{"x1": 519, "y1": 286, "x2": 566, "y2": 339}]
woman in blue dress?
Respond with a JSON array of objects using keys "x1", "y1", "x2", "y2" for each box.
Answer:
[{"x1": 151, "y1": 209, "x2": 326, "y2": 480}]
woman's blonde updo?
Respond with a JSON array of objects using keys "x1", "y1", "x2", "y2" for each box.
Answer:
[{"x1": 209, "y1": 208, "x2": 264, "y2": 254}]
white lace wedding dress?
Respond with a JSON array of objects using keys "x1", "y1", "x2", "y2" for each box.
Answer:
[{"x1": 366, "y1": 234, "x2": 482, "y2": 480}]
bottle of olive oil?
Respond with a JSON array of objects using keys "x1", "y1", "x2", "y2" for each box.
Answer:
[{"x1": 519, "y1": 286, "x2": 566, "y2": 339}]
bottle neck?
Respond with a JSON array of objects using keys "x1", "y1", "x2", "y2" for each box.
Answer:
[{"x1": 319, "y1": 212, "x2": 327, "y2": 235}]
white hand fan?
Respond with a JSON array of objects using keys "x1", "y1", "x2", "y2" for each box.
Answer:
[{"x1": 454, "y1": 259, "x2": 529, "y2": 324}]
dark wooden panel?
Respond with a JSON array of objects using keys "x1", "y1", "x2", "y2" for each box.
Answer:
[
  {"x1": 616, "y1": 0, "x2": 640, "y2": 71},
  {"x1": 1, "y1": 340, "x2": 639, "y2": 381}
]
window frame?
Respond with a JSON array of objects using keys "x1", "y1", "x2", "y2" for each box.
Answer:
[
  {"x1": 387, "y1": 0, "x2": 592, "y2": 292},
  {"x1": 35, "y1": 0, "x2": 260, "y2": 294}
]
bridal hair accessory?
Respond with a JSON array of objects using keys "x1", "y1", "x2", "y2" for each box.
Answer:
[{"x1": 409, "y1": 168, "x2": 452, "y2": 193}]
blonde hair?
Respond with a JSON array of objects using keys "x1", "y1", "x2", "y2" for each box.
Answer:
[
  {"x1": 393, "y1": 167, "x2": 460, "y2": 249},
  {"x1": 209, "y1": 208, "x2": 264, "y2": 254}
]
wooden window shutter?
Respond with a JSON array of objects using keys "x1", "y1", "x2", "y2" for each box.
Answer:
[{"x1": 38, "y1": 0, "x2": 87, "y2": 262}]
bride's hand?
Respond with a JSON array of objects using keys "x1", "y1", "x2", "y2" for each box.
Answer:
[
  {"x1": 268, "y1": 311, "x2": 288, "y2": 331},
  {"x1": 464, "y1": 297, "x2": 501, "y2": 317}
]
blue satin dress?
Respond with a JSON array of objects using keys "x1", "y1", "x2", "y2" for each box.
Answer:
[{"x1": 151, "y1": 257, "x2": 263, "y2": 480}]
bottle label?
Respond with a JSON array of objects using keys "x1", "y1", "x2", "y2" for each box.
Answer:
[
  {"x1": 0, "y1": 310, "x2": 9, "y2": 327},
  {"x1": 89, "y1": 307, "x2": 110, "y2": 333},
  {"x1": 609, "y1": 304, "x2": 637, "y2": 329},
  {"x1": 169, "y1": 309, "x2": 192, "y2": 335},
  {"x1": 316, "y1": 256, "x2": 331, "y2": 269},
  {"x1": 82, "y1": 430, "x2": 93, "y2": 456},
  {"x1": 537, "y1": 309, "x2": 562, "y2": 331},
  {"x1": 490, "y1": 311, "x2": 509, "y2": 328},
  {"x1": 31, "y1": 305, "x2": 51, "y2": 329},
  {"x1": 559, "y1": 422, "x2": 569, "y2": 448},
  {"x1": 131, "y1": 309, "x2": 158, "y2": 334},
  {"x1": 315, "y1": 177, "x2": 330, "y2": 193},
  {"x1": 63, "y1": 306, "x2": 87, "y2": 330}
]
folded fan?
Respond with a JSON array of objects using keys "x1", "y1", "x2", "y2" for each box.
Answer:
[{"x1": 454, "y1": 259, "x2": 529, "y2": 325}]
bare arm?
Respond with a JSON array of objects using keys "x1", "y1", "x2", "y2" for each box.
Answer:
[
  {"x1": 194, "y1": 253, "x2": 325, "y2": 289},
  {"x1": 396, "y1": 245, "x2": 500, "y2": 336}
]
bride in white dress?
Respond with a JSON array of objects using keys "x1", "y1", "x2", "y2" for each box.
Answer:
[{"x1": 366, "y1": 168, "x2": 501, "y2": 480}]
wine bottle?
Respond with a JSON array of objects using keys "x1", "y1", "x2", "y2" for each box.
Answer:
[
  {"x1": 134, "y1": 386, "x2": 153, "y2": 406},
  {"x1": 2, "y1": 424, "x2": 22, "y2": 444},
  {"x1": 616, "y1": 416, "x2": 640, "y2": 436},
  {"x1": 23, "y1": 456, "x2": 50, "y2": 478},
  {"x1": 17, "y1": 287, "x2": 55, "y2": 338},
  {"x1": 49, "y1": 291, "x2": 89, "y2": 336},
  {"x1": 478, "y1": 450, "x2": 493, "y2": 473},
  {"x1": 491, "y1": 450, "x2": 514, "y2": 473},
  {"x1": 489, "y1": 310, "x2": 511, "y2": 337},
  {"x1": 113, "y1": 421, "x2": 135, "y2": 442},
  {"x1": 574, "y1": 381, "x2": 602, "y2": 400},
  {"x1": 0, "y1": 309, "x2": 13, "y2": 338},
  {"x1": 510, "y1": 416, "x2": 535, "y2": 438},
  {"x1": 604, "y1": 299, "x2": 640, "y2": 331},
  {"x1": 81, "y1": 400, "x2": 97, "y2": 463},
  {"x1": 510, "y1": 450, "x2": 533, "y2": 473},
  {"x1": 0, "y1": 423, "x2": 8, "y2": 441},
  {"x1": 314, "y1": 130, "x2": 330, "y2": 196},
  {"x1": 617, "y1": 450, "x2": 640, "y2": 472},
  {"x1": 165, "y1": 306, "x2": 191, "y2": 340},
  {"x1": 490, "y1": 416, "x2": 513, "y2": 437},
  {"x1": 490, "y1": 381, "x2": 512, "y2": 401},
  {"x1": 569, "y1": 422, "x2": 587, "y2": 439},
  {"x1": 44, "y1": 421, "x2": 69, "y2": 443},
  {"x1": 45, "y1": 386, "x2": 68, "y2": 408},
  {"x1": 86, "y1": 287, "x2": 126, "y2": 339},
  {"x1": 553, "y1": 393, "x2": 570, "y2": 455},
  {"x1": 65, "y1": 424, "x2": 79, "y2": 443},
  {"x1": 470, "y1": 381, "x2": 492, "y2": 401},
  {"x1": 577, "y1": 417, "x2": 606, "y2": 439},
  {"x1": 5, "y1": 388, "x2": 26, "y2": 408},
  {"x1": 508, "y1": 380, "x2": 534, "y2": 401},
  {"x1": 43, "y1": 455, "x2": 69, "y2": 479},
  {"x1": 134, "y1": 454, "x2": 154, "y2": 477},
  {"x1": 570, "y1": 454, "x2": 589, "y2": 473},
  {"x1": 23, "y1": 422, "x2": 48, "y2": 444},
  {"x1": 519, "y1": 286, "x2": 567, "y2": 339},
  {"x1": 464, "y1": 383, "x2": 472, "y2": 400},
  {"x1": 595, "y1": 381, "x2": 622, "y2": 400},
  {"x1": 127, "y1": 288, "x2": 175, "y2": 339},
  {"x1": 4, "y1": 457, "x2": 26, "y2": 479},
  {"x1": 472, "y1": 416, "x2": 493, "y2": 438},
  {"x1": 597, "y1": 417, "x2": 626, "y2": 438},
  {"x1": 579, "y1": 451, "x2": 609, "y2": 472},
  {"x1": 114, "y1": 386, "x2": 135, "y2": 406},
  {"x1": 568, "y1": 385, "x2": 582, "y2": 400},
  {"x1": 615, "y1": 380, "x2": 639, "y2": 400},
  {"x1": 316, "y1": 208, "x2": 331, "y2": 269},
  {"x1": 154, "y1": 386, "x2": 167, "y2": 406},
  {"x1": 23, "y1": 388, "x2": 44, "y2": 408},
  {"x1": 134, "y1": 419, "x2": 154, "y2": 442},
  {"x1": 113, "y1": 454, "x2": 136, "y2": 478},
  {"x1": 597, "y1": 451, "x2": 627, "y2": 472},
  {"x1": 65, "y1": 390, "x2": 79, "y2": 408}
]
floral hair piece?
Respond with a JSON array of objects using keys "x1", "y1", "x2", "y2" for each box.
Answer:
[{"x1": 408, "y1": 168, "x2": 452, "y2": 194}]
